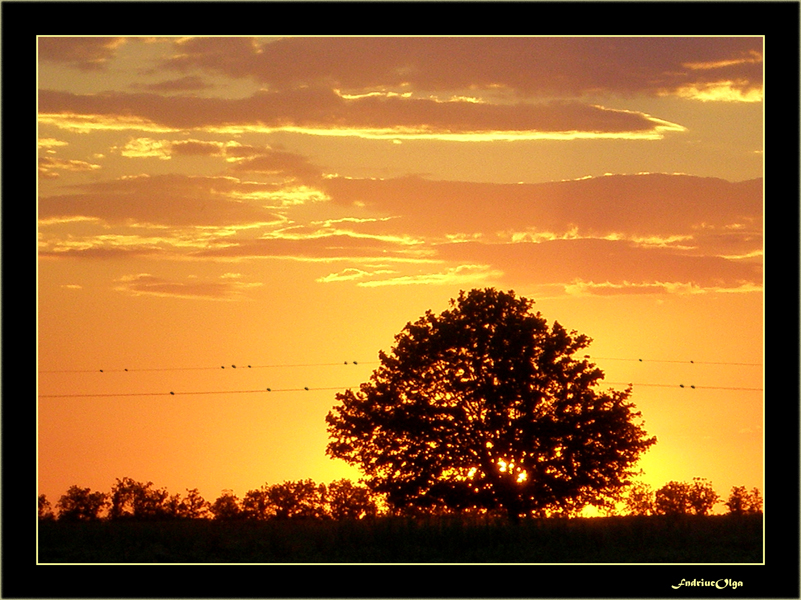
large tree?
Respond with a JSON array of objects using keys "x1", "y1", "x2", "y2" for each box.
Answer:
[{"x1": 326, "y1": 288, "x2": 656, "y2": 519}]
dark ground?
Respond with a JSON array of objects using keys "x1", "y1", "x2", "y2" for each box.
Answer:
[{"x1": 37, "y1": 513, "x2": 763, "y2": 564}]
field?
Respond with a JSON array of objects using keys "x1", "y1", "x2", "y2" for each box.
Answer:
[{"x1": 37, "y1": 513, "x2": 762, "y2": 564}]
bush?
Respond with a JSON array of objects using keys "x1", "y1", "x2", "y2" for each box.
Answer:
[{"x1": 725, "y1": 486, "x2": 763, "y2": 515}]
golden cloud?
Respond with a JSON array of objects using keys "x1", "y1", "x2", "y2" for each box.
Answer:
[
  {"x1": 114, "y1": 273, "x2": 262, "y2": 300},
  {"x1": 354, "y1": 264, "x2": 503, "y2": 288},
  {"x1": 38, "y1": 88, "x2": 686, "y2": 140},
  {"x1": 38, "y1": 156, "x2": 102, "y2": 178},
  {"x1": 38, "y1": 166, "x2": 762, "y2": 296}
]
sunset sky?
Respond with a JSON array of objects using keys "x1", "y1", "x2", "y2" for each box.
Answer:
[{"x1": 37, "y1": 36, "x2": 763, "y2": 514}]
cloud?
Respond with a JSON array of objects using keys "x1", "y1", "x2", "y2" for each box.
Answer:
[
  {"x1": 114, "y1": 273, "x2": 262, "y2": 300},
  {"x1": 110, "y1": 138, "x2": 322, "y2": 184},
  {"x1": 39, "y1": 165, "x2": 762, "y2": 296},
  {"x1": 354, "y1": 264, "x2": 503, "y2": 288},
  {"x1": 157, "y1": 37, "x2": 762, "y2": 101},
  {"x1": 38, "y1": 37, "x2": 127, "y2": 70},
  {"x1": 38, "y1": 173, "x2": 289, "y2": 227},
  {"x1": 321, "y1": 173, "x2": 762, "y2": 254},
  {"x1": 38, "y1": 88, "x2": 685, "y2": 140},
  {"x1": 160, "y1": 36, "x2": 265, "y2": 80},
  {"x1": 192, "y1": 232, "x2": 435, "y2": 263},
  {"x1": 169, "y1": 139, "x2": 227, "y2": 156},
  {"x1": 225, "y1": 145, "x2": 324, "y2": 183},
  {"x1": 133, "y1": 75, "x2": 215, "y2": 93},
  {"x1": 434, "y1": 238, "x2": 762, "y2": 294},
  {"x1": 39, "y1": 245, "x2": 155, "y2": 260},
  {"x1": 37, "y1": 227, "x2": 216, "y2": 260},
  {"x1": 315, "y1": 267, "x2": 397, "y2": 283},
  {"x1": 119, "y1": 138, "x2": 173, "y2": 160},
  {"x1": 38, "y1": 156, "x2": 102, "y2": 179},
  {"x1": 38, "y1": 138, "x2": 69, "y2": 150},
  {"x1": 563, "y1": 280, "x2": 705, "y2": 297},
  {"x1": 312, "y1": 171, "x2": 760, "y2": 295}
]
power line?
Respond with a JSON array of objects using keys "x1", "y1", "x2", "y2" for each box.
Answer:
[
  {"x1": 38, "y1": 361, "x2": 378, "y2": 374},
  {"x1": 606, "y1": 382, "x2": 763, "y2": 392},
  {"x1": 38, "y1": 381, "x2": 762, "y2": 399},
  {"x1": 583, "y1": 356, "x2": 761, "y2": 367},
  {"x1": 38, "y1": 386, "x2": 353, "y2": 398},
  {"x1": 38, "y1": 355, "x2": 761, "y2": 374}
]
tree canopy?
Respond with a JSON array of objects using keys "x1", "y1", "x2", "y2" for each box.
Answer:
[
  {"x1": 725, "y1": 485, "x2": 763, "y2": 515},
  {"x1": 54, "y1": 486, "x2": 108, "y2": 522},
  {"x1": 326, "y1": 288, "x2": 657, "y2": 519}
]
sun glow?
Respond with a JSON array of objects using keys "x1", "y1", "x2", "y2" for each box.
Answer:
[{"x1": 497, "y1": 459, "x2": 529, "y2": 484}]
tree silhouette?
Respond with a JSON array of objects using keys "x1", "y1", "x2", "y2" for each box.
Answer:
[
  {"x1": 326, "y1": 288, "x2": 656, "y2": 520},
  {"x1": 654, "y1": 481, "x2": 691, "y2": 515},
  {"x1": 55, "y1": 486, "x2": 108, "y2": 521},
  {"x1": 266, "y1": 479, "x2": 327, "y2": 519},
  {"x1": 242, "y1": 485, "x2": 272, "y2": 520},
  {"x1": 165, "y1": 488, "x2": 210, "y2": 519},
  {"x1": 325, "y1": 479, "x2": 379, "y2": 519},
  {"x1": 687, "y1": 477, "x2": 719, "y2": 515},
  {"x1": 725, "y1": 486, "x2": 763, "y2": 515},
  {"x1": 654, "y1": 479, "x2": 719, "y2": 516},
  {"x1": 109, "y1": 477, "x2": 170, "y2": 520},
  {"x1": 209, "y1": 490, "x2": 243, "y2": 520},
  {"x1": 38, "y1": 494, "x2": 56, "y2": 522},
  {"x1": 622, "y1": 481, "x2": 655, "y2": 516}
]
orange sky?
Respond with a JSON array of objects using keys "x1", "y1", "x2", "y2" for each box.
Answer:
[{"x1": 37, "y1": 36, "x2": 763, "y2": 514}]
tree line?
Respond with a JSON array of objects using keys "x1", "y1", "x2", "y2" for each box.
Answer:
[
  {"x1": 38, "y1": 477, "x2": 378, "y2": 522},
  {"x1": 621, "y1": 478, "x2": 762, "y2": 517},
  {"x1": 38, "y1": 476, "x2": 762, "y2": 523}
]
